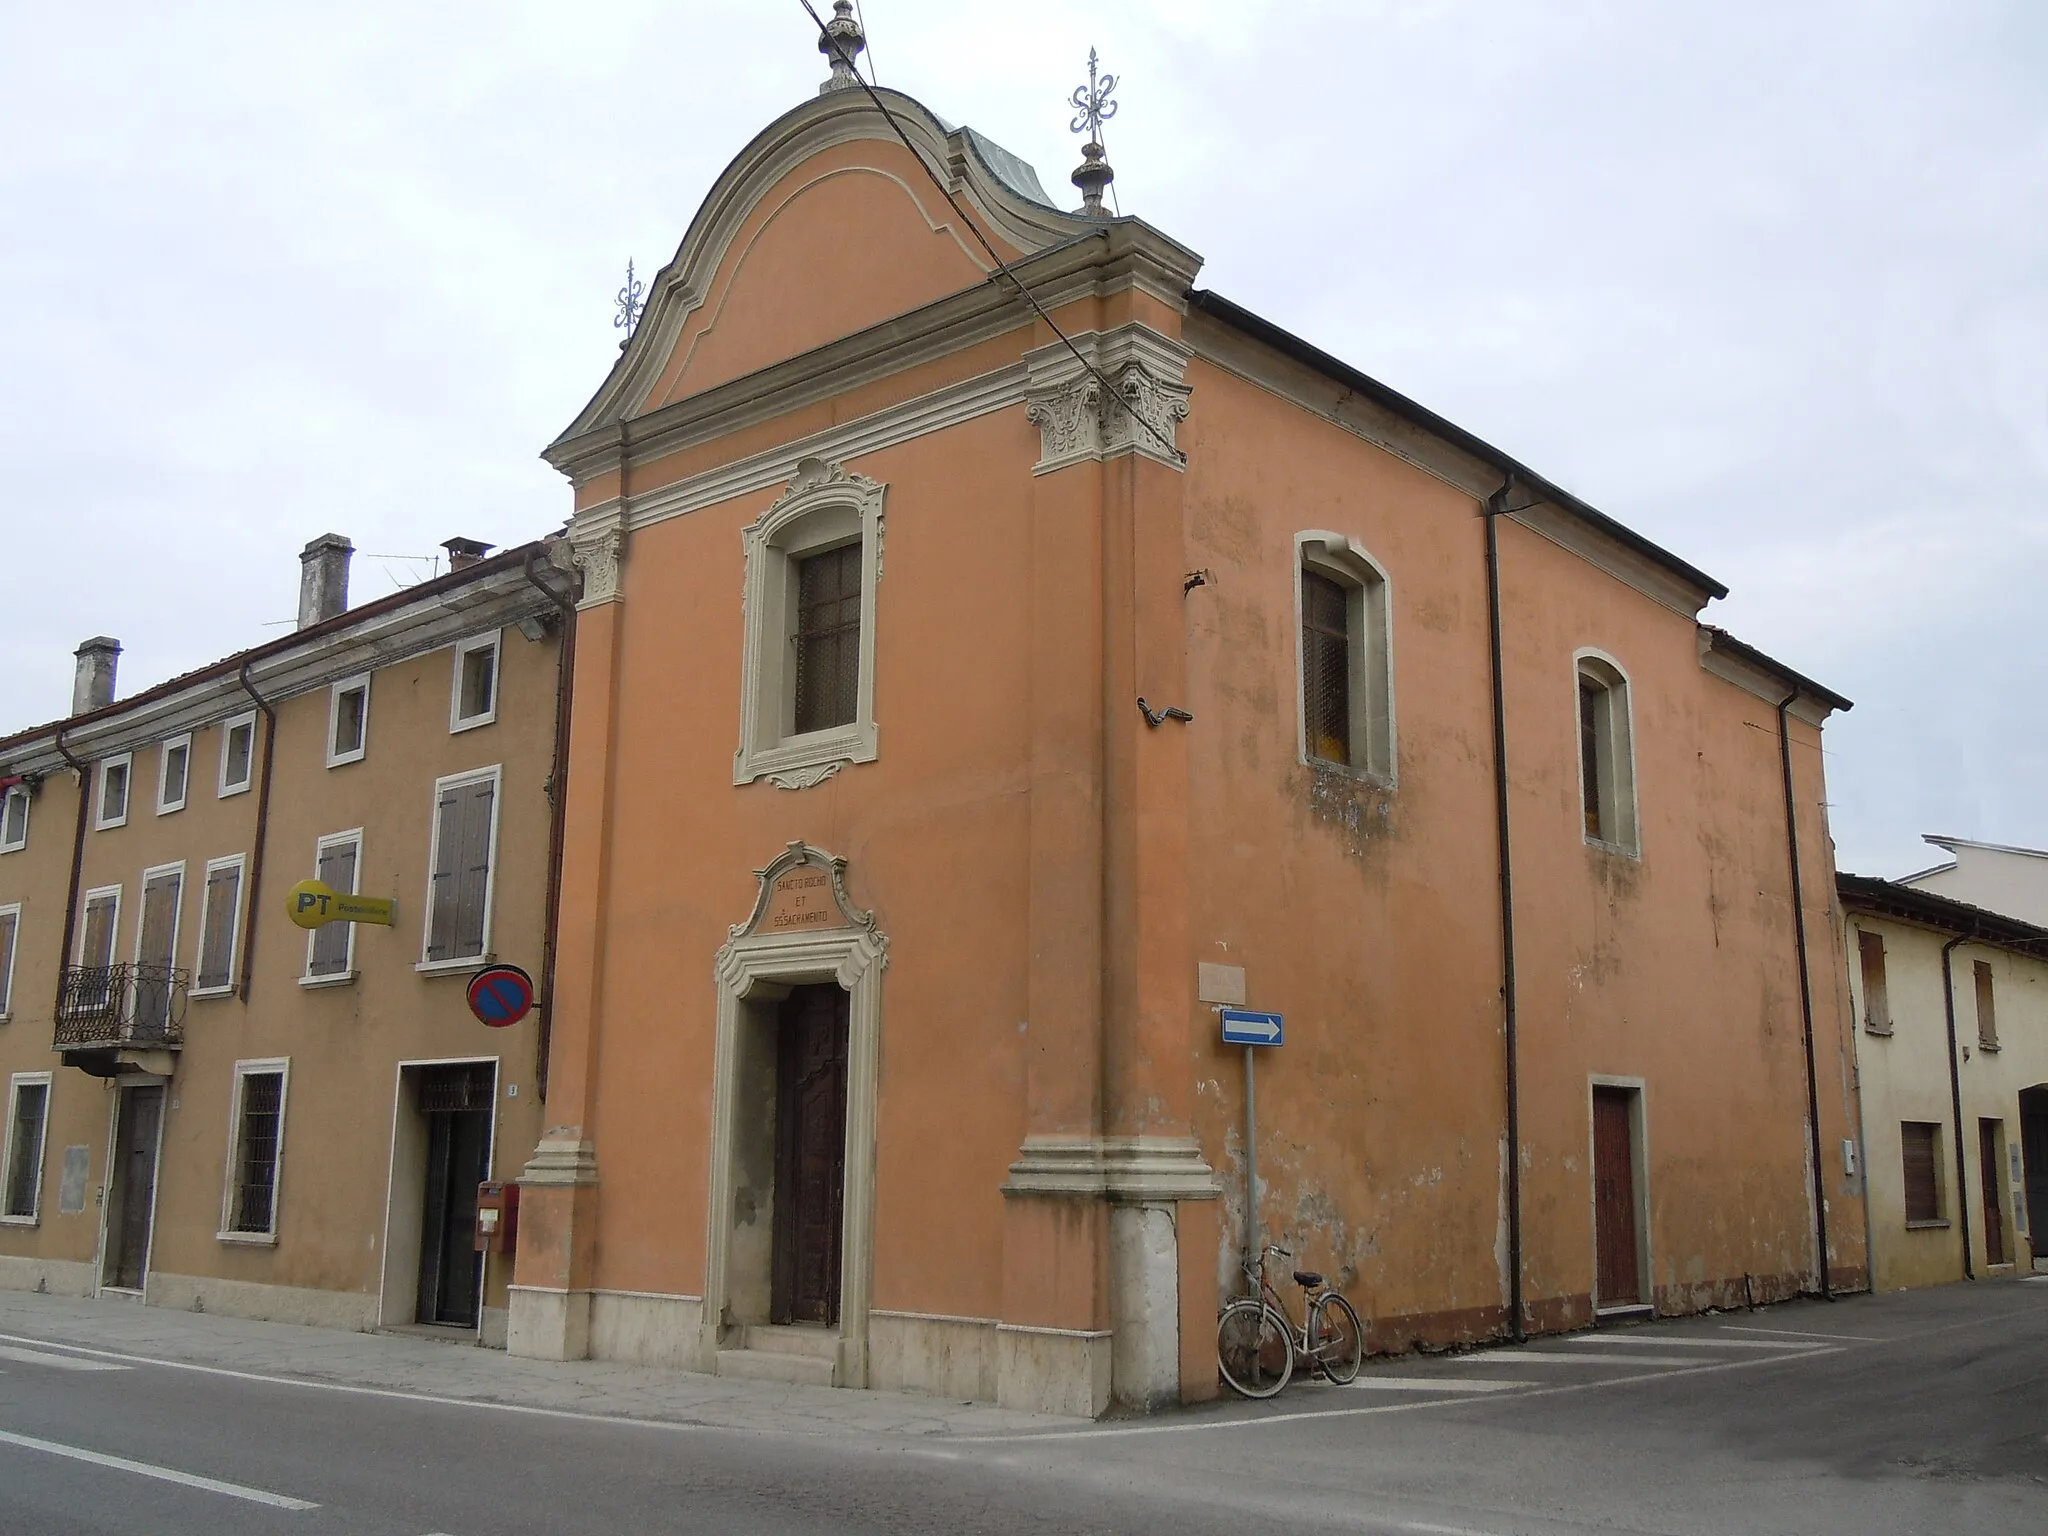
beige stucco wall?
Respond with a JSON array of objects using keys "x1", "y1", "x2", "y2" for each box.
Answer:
[
  {"x1": 1844, "y1": 912, "x2": 2045, "y2": 1290},
  {"x1": 0, "y1": 605, "x2": 560, "y2": 1334}
]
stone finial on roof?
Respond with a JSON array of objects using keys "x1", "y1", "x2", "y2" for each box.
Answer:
[
  {"x1": 818, "y1": 1, "x2": 866, "y2": 94},
  {"x1": 1068, "y1": 47, "x2": 1118, "y2": 216}
]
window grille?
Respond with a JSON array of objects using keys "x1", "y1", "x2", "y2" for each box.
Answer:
[
  {"x1": 1301, "y1": 570, "x2": 1351, "y2": 766},
  {"x1": 793, "y1": 544, "x2": 862, "y2": 734},
  {"x1": 230, "y1": 1072, "x2": 284, "y2": 1233},
  {"x1": 4, "y1": 1082, "x2": 47, "y2": 1218},
  {"x1": 417, "y1": 1062, "x2": 495, "y2": 1114}
]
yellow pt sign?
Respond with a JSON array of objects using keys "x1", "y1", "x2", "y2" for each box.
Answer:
[{"x1": 286, "y1": 879, "x2": 396, "y2": 930}]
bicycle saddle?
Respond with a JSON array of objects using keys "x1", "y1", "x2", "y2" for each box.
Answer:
[{"x1": 1293, "y1": 1269, "x2": 1324, "y2": 1288}]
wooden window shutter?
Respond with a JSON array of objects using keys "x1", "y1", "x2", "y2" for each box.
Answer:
[
  {"x1": 81, "y1": 895, "x2": 116, "y2": 969},
  {"x1": 1901, "y1": 1122, "x2": 1941, "y2": 1224},
  {"x1": 198, "y1": 865, "x2": 241, "y2": 991},
  {"x1": 1973, "y1": 961, "x2": 1997, "y2": 1048},
  {"x1": 1856, "y1": 930, "x2": 1889, "y2": 1031},
  {"x1": 310, "y1": 841, "x2": 358, "y2": 976},
  {"x1": 429, "y1": 781, "x2": 493, "y2": 963}
]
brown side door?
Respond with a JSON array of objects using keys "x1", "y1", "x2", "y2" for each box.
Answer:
[
  {"x1": 771, "y1": 984, "x2": 849, "y2": 1326},
  {"x1": 1980, "y1": 1121, "x2": 2006, "y2": 1267},
  {"x1": 106, "y1": 1086, "x2": 164, "y2": 1290},
  {"x1": 1593, "y1": 1088, "x2": 1641, "y2": 1307}
]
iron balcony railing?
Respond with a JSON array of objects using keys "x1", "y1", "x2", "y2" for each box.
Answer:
[{"x1": 53, "y1": 963, "x2": 188, "y2": 1051}]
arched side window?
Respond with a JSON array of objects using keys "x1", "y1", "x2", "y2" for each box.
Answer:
[
  {"x1": 1295, "y1": 532, "x2": 1394, "y2": 783},
  {"x1": 734, "y1": 459, "x2": 884, "y2": 787},
  {"x1": 1575, "y1": 651, "x2": 1638, "y2": 854}
]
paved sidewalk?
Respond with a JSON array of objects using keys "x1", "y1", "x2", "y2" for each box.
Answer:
[{"x1": 0, "y1": 1290, "x2": 1082, "y2": 1439}]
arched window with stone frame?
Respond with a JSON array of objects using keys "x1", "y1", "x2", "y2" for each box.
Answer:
[
  {"x1": 1294, "y1": 531, "x2": 1395, "y2": 784},
  {"x1": 1574, "y1": 650, "x2": 1639, "y2": 854},
  {"x1": 734, "y1": 459, "x2": 885, "y2": 789}
]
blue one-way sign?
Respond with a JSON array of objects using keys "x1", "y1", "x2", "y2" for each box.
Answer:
[{"x1": 1219, "y1": 1008, "x2": 1284, "y2": 1047}]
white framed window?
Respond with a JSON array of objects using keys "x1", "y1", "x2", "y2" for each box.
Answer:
[
  {"x1": 95, "y1": 753, "x2": 133, "y2": 830},
  {"x1": 1294, "y1": 531, "x2": 1395, "y2": 782},
  {"x1": 420, "y1": 767, "x2": 500, "y2": 970},
  {"x1": 0, "y1": 903, "x2": 20, "y2": 1021},
  {"x1": 450, "y1": 632, "x2": 501, "y2": 734},
  {"x1": 734, "y1": 461, "x2": 884, "y2": 787},
  {"x1": 156, "y1": 734, "x2": 192, "y2": 815},
  {"x1": 191, "y1": 855, "x2": 246, "y2": 998},
  {"x1": 218, "y1": 711, "x2": 258, "y2": 797},
  {"x1": 1575, "y1": 650, "x2": 1639, "y2": 855},
  {"x1": 2, "y1": 1072, "x2": 52, "y2": 1224},
  {"x1": 218, "y1": 1059, "x2": 289, "y2": 1243},
  {"x1": 326, "y1": 674, "x2": 370, "y2": 767},
  {"x1": 1, "y1": 784, "x2": 28, "y2": 852},
  {"x1": 304, "y1": 830, "x2": 362, "y2": 985}
]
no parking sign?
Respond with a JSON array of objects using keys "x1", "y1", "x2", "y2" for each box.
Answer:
[{"x1": 466, "y1": 965, "x2": 536, "y2": 1028}]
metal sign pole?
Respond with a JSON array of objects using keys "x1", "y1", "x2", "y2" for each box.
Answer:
[{"x1": 1244, "y1": 1042, "x2": 1257, "y2": 1293}]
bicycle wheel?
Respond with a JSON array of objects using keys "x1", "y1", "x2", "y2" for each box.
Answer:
[
  {"x1": 1308, "y1": 1291, "x2": 1364, "y2": 1384},
  {"x1": 1217, "y1": 1298, "x2": 1293, "y2": 1399}
]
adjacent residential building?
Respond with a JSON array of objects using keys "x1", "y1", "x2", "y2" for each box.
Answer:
[
  {"x1": 0, "y1": 535, "x2": 574, "y2": 1343},
  {"x1": 1840, "y1": 874, "x2": 2048, "y2": 1288},
  {"x1": 504, "y1": 21, "x2": 1867, "y2": 1418},
  {"x1": 1901, "y1": 835, "x2": 2048, "y2": 929}
]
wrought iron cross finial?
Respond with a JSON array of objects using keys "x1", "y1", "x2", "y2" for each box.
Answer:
[
  {"x1": 614, "y1": 260, "x2": 645, "y2": 342},
  {"x1": 1068, "y1": 47, "x2": 1117, "y2": 146}
]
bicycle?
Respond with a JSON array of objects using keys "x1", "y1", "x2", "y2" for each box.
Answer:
[{"x1": 1216, "y1": 1244, "x2": 1364, "y2": 1398}]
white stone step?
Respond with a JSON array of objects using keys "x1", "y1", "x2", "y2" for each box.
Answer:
[
  {"x1": 740, "y1": 1324, "x2": 839, "y2": 1360},
  {"x1": 716, "y1": 1347, "x2": 836, "y2": 1387}
]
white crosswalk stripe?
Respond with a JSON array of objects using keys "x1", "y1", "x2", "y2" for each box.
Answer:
[{"x1": 1565, "y1": 1334, "x2": 1825, "y2": 1352}]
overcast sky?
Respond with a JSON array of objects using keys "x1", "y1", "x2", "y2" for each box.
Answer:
[{"x1": 2, "y1": 1, "x2": 2041, "y2": 877}]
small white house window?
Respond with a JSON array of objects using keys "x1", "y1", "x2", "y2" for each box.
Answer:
[
  {"x1": 219, "y1": 712, "x2": 257, "y2": 797},
  {"x1": 192, "y1": 855, "x2": 246, "y2": 998},
  {"x1": 450, "y1": 633, "x2": 500, "y2": 733},
  {"x1": 0, "y1": 786, "x2": 27, "y2": 853},
  {"x1": 1295, "y1": 532, "x2": 1394, "y2": 782},
  {"x1": 219, "y1": 1060, "x2": 289, "y2": 1242},
  {"x1": 327, "y1": 675, "x2": 370, "y2": 767},
  {"x1": 305, "y1": 831, "x2": 362, "y2": 984},
  {"x1": 1576, "y1": 652, "x2": 1639, "y2": 853},
  {"x1": 734, "y1": 459, "x2": 884, "y2": 787},
  {"x1": 421, "y1": 767, "x2": 500, "y2": 969},
  {"x1": 95, "y1": 753, "x2": 132, "y2": 830},
  {"x1": 157, "y1": 735, "x2": 191, "y2": 815},
  {"x1": 2, "y1": 1073, "x2": 52, "y2": 1224}
]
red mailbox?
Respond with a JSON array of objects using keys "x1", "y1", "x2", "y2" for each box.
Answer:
[{"x1": 475, "y1": 1182, "x2": 518, "y2": 1256}]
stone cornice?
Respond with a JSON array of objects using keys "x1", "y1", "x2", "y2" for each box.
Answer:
[
  {"x1": 1183, "y1": 306, "x2": 1720, "y2": 622},
  {"x1": 0, "y1": 556, "x2": 566, "y2": 780},
  {"x1": 1003, "y1": 1135, "x2": 1221, "y2": 1202},
  {"x1": 546, "y1": 223, "x2": 1202, "y2": 492}
]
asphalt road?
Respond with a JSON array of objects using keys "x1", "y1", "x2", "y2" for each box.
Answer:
[{"x1": 0, "y1": 1278, "x2": 2041, "y2": 1534}]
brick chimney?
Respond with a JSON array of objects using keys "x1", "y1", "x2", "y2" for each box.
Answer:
[
  {"x1": 298, "y1": 534, "x2": 354, "y2": 630},
  {"x1": 442, "y1": 537, "x2": 494, "y2": 572},
  {"x1": 72, "y1": 637, "x2": 120, "y2": 716}
]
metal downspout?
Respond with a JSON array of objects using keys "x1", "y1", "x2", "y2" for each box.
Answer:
[
  {"x1": 51, "y1": 729, "x2": 91, "y2": 1015},
  {"x1": 1483, "y1": 476, "x2": 1525, "y2": 1341},
  {"x1": 1939, "y1": 933, "x2": 1974, "y2": 1280},
  {"x1": 523, "y1": 547, "x2": 578, "y2": 1104},
  {"x1": 236, "y1": 662, "x2": 279, "y2": 1001},
  {"x1": 1776, "y1": 693, "x2": 1832, "y2": 1299}
]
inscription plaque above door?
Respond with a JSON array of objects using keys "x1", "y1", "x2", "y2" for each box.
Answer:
[{"x1": 726, "y1": 841, "x2": 879, "y2": 948}]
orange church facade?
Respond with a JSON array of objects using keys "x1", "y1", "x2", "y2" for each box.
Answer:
[{"x1": 506, "y1": 53, "x2": 1865, "y2": 1415}]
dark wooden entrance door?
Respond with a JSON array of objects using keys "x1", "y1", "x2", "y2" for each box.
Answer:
[
  {"x1": 106, "y1": 1086, "x2": 164, "y2": 1289},
  {"x1": 417, "y1": 1108, "x2": 491, "y2": 1327},
  {"x1": 2021, "y1": 1089, "x2": 2048, "y2": 1261},
  {"x1": 772, "y1": 984, "x2": 849, "y2": 1326},
  {"x1": 1980, "y1": 1121, "x2": 2007, "y2": 1267},
  {"x1": 1592, "y1": 1087, "x2": 1641, "y2": 1308}
]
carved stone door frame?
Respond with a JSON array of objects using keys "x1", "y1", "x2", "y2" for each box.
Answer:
[{"x1": 703, "y1": 843, "x2": 886, "y2": 1388}]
